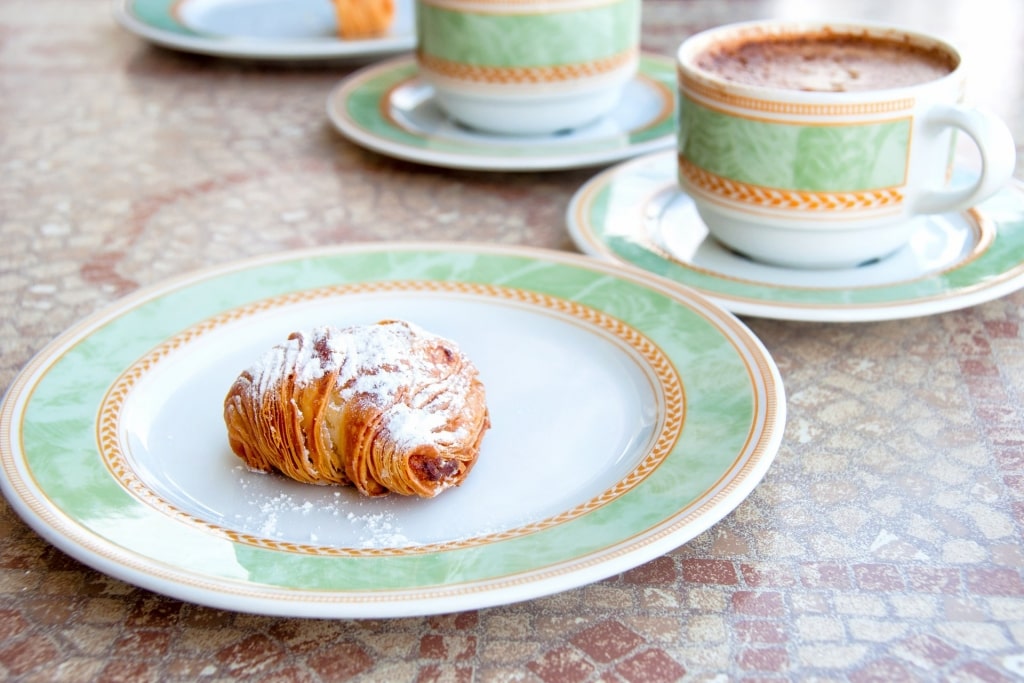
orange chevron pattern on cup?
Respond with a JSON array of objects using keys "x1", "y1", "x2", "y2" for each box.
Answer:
[
  {"x1": 417, "y1": 48, "x2": 637, "y2": 84},
  {"x1": 678, "y1": 156, "x2": 905, "y2": 211}
]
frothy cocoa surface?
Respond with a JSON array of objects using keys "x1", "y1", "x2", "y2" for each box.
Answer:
[{"x1": 695, "y1": 32, "x2": 956, "y2": 91}]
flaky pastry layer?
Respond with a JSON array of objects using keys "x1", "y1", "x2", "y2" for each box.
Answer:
[{"x1": 223, "y1": 320, "x2": 490, "y2": 498}]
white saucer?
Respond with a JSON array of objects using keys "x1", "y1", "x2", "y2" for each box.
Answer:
[
  {"x1": 568, "y1": 150, "x2": 1024, "y2": 322},
  {"x1": 113, "y1": 0, "x2": 415, "y2": 61},
  {"x1": 327, "y1": 54, "x2": 677, "y2": 171}
]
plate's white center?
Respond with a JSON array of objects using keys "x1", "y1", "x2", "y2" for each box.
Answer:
[
  {"x1": 176, "y1": 0, "x2": 338, "y2": 39},
  {"x1": 119, "y1": 294, "x2": 663, "y2": 550}
]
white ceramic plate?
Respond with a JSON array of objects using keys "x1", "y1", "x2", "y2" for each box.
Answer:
[
  {"x1": 0, "y1": 244, "x2": 784, "y2": 618},
  {"x1": 327, "y1": 54, "x2": 677, "y2": 171},
  {"x1": 113, "y1": 0, "x2": 415, "y2": 61},
  {"x1": 568, "y1": 150, "x2": 1024, "y2": 322}
]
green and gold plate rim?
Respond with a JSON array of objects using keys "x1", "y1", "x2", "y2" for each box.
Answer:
[{"x1": 0, "y1": 243, "x2": 784, "y2": 617}]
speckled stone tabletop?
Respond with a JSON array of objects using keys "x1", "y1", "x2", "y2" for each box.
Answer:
[{"x1": 2, "y1": 1, "x2": 1024, "y2": 681}]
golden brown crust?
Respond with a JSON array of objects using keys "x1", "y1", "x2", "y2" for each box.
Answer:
[
  {"x1": 331, "y1": 0, "x2": 395, "y2": 39},
  {"x1": 223, "y1": 320, "x2": 490, "y2": 498}
]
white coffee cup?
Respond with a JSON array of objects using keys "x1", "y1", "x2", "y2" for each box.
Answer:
[
  {"x1": 415, "y1": 0, "x2": 641, "y2": 136},
  {"x1": 676, "y1": 20, "x2": 1017, "y2": 269}
]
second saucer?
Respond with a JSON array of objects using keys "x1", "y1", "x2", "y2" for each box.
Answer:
[
  {"x1": 327, "y1": 54, "x2": 676, "y2": 172},
  {"x1": 568, "y1": 151, "x2": 1024, "y2": 323}
]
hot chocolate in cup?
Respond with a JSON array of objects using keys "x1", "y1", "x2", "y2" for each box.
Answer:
[
  {"x1": 415, "y1": 0, "x2": 641, "y2": 136},
  {"x1": 675, "y1": 21, "x2": 1017, "y2": 269}
]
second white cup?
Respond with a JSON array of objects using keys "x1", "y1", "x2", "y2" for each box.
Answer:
[{"x1": 415, "y1": 0, "x2": 641, "y2": 136}]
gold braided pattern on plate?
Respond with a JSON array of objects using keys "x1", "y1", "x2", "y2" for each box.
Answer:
[{"x1": 98, "y1": 279, "x2": 685, "y2": 557}]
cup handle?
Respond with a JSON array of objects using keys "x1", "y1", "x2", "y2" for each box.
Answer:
[{"x1": 913, "y1": 104, "x2": 1017, "y2": 215}]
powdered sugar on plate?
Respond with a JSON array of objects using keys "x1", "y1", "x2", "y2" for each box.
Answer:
[
  {"x1": 232, "y1": 469, "x2": 416, "y2": 548},
  {"x1": 344, "y1": 509, "x2": 412, "y2": 548}
]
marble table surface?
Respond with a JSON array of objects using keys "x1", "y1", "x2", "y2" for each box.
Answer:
[{"x1": 1, "y1": 0, "x2": 1022, "y2": 680}]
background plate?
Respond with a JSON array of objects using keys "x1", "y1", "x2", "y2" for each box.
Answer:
[{"x1": 113, "y1": 0, "x2": 416, "y2": 60}]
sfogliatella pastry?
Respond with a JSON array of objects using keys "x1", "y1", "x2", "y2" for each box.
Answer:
[
  {"x1": 331, "y1": 0, "x2": 395, "y2": 39},
  {"x1": 224, "y1": 320, "x2": 490, "y2": 498}
]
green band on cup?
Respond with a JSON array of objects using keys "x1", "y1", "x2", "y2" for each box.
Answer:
[
  {"x1": 416, "y1": 0, "x2": 639, "y2": 67},
  {"x1": 678, "y1": 95, "x2": 912, "y2": 192}
]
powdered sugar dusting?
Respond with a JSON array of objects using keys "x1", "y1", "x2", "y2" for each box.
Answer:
[
  {"x1": 387, "y1": 403, "x2": 448, "y2": 446},
  {"x1": 242, "y1": 320, "x2": 475, "y2": 452}
]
